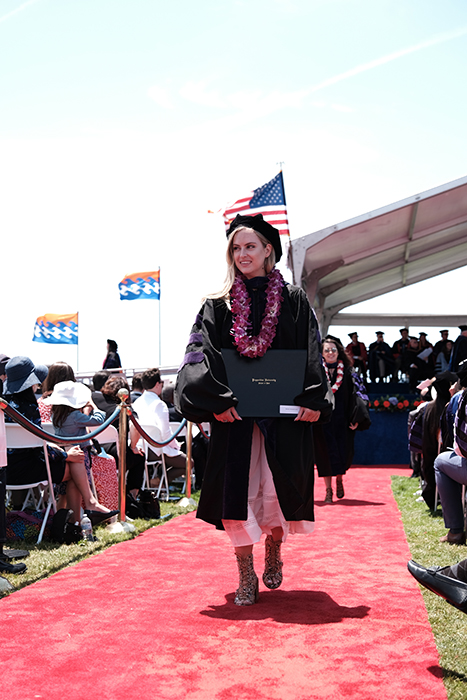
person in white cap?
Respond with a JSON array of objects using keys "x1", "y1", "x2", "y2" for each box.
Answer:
[{"x1": 46, "y1": 381, "x2": 119, "y2": 527}]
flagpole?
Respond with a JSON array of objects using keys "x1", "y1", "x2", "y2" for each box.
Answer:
[
  {"x1": 158, "y1": 267, "x2": 162, "y2": 367},
  {"x1": 76, "y1": 312, "x2": 79, "y2": 373},
  {"x1": 278, "y1": 165, "x2": 296, "y2": 286}
]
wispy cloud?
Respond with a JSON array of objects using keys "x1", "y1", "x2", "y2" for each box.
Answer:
[
  {"x1": 306, "y1": 26, "x2": 467, "y2": 95},
  {"x1": 151, "y1": 25, "x2": 467, "y2": 133},
  {"x1": 0, "y1": 0, "x2": 41, "y2": 25},
  {"x1": 179, "y1": 81, "x2": 227, "y2": 109},
  {"x1": 147, "y1": 85, "x2": 174, "y2": 109}
]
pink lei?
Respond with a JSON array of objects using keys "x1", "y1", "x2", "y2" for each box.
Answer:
[{"x1": 230, "y1": 268, "x2": 284, "y2": 358}]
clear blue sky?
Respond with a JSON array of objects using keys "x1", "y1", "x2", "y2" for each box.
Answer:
[{"x1": 1, "y1": 0, "x2": 466, "y2": 371}]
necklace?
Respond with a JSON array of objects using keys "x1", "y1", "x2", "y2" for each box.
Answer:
[
  {"x1": 324, "y1": 360, "x2": 344, "y2": 393},
  {"x1": 230, "y1": 267, "x2": 284, "y2": 358}
]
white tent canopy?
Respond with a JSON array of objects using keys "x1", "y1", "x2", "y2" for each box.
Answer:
[{"x1": 290, "y1": 175, "x2": 467, "y2": 333}]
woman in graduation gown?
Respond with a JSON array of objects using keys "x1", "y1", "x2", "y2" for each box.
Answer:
[
  {"x1": 313, "y1": 335, "x2": 359, "y2": 503},
  {"x1": 175, "y1": 214, "x2": 332, "y2": 606}
]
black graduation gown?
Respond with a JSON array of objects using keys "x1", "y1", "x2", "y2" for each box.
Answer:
[
  {"x1": 368, "y1": 341, "x2": 393, "y2": 381},
  {"x1": 313, "y1": 367, "x2": 356, "y2": 477},
  {"x1": 175, "y1": 282, "x2": 332, "y2": 529},
  {"x1": 450, "y1": 335, "x2": 467, "y2": 372}
]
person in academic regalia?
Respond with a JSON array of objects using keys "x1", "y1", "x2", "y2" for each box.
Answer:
[
  {"x1": 314, "y1": 335, "x2": 361, "y2": 504},
  {"x1": 345, "y1": 332, "x2": 368, "y2": 376},
  {"x1": 175, "y1": 213, "x2": 332, "y2": 606},
  {"x1": 401, "y1": 336, "x2": 431, "y2": 391},
  {"x1": 450, "y1": 325, "x2": 467, "y2": 372},
  {"x1": 391, "y1": 328, "x2": 410, "y2": 382},
  {"x1": 433, "y1": 330, "x2": 451, "y2": 360},
  {"x1": 368, "y1": 331, "x2": 393, "y2": 383}
]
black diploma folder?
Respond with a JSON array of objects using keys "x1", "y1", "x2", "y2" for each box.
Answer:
[{"x1": 221, "y1": 349, "x2": 307, "y2": 418}]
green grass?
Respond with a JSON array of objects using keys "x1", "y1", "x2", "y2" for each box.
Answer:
[
  {"x1": 392, "y1": 475, "x2": 467, "y2": 700},
  {"x1": 1, "y1": 490, "x2": 199, "y2": 595}
]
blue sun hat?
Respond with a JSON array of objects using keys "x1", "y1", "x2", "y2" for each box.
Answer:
[{"x1": 3, "y1": 356, "x2": 47, "y2": 394}]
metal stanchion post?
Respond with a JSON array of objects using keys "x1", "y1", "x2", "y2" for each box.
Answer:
[
  {"x1": 178, "y1": 420, "x2": 196, "y2": 507},
  {"x1": 107, "y1": 388, "x2": 135, "y2": 533}
]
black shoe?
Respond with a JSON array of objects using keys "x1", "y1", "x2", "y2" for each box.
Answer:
[
  {"x1": 407, "y1": 560, "x2": 467, "y2": 613},
  {"x1": 84, "y1": 509, "x2": 119, "y2": 527},
  {"x1": 0, "y1": 558, "x2": 27, "y2": 574}
]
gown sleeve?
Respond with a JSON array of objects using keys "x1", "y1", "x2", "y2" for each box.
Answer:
[{"x1": 174, "y1": 300, "x2": 238, "y2": 422}]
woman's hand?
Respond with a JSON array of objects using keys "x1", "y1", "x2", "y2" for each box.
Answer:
[
  {"x1": 349, "y1": 422, "x2": 358, "y2": 430},
  {"x1": 66, "y1": 445, "x2": 85, "y2": 462},
  {"x1": 213, "y1": 407, "x2": 242, "y2": 423},
  {"x1": 295, "y1": 407, "x2": 321, "y2": 422}
]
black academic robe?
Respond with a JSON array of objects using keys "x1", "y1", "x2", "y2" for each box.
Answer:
[
  {"x1": 368, "y1": 340, "x2": 393, "y2": 381},
  {"x1": 314, "y1": 366, "x2": 357, "y2": 477},
  {"x1": 175, "y1": 282, "x2": 333, "y2": 529},
  {"x1": 450, "y1": 335, "x2": 467, "y2": 372}
]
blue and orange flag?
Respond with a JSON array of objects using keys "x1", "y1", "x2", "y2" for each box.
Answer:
[
  {"x1": 33, "y1": 313, "x2": 79, "y2": 345},
  {"x1": 119, "y1": 270, "x2": 160, "y2": 301}
]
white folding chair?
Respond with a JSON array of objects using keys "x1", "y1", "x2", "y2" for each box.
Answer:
[
  {"x1": 5, "y1": 423, "x2": 57, "y2": 544},
  {"x1": 169, "y1": 421, "x2": 196, "y2": 494},
  {"x1": 140, "y1": 425, "x2": 170, "y2": 501}
]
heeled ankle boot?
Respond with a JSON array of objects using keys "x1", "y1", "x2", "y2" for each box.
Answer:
[
  {"x1": 336, "y1": 477, "x2": 344, "y2": 499},
  {"x1": 263, "y1": 534, "x2": 283, "y2": 590},
  {"x1": 324, "y1": 487, "x2": 333, "y2": 503},
  {"x1": 234, "y1": 552, "x2": 259, "y2": 606}
]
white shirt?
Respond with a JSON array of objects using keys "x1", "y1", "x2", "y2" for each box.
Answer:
[{"x1": 133, "y1": 390, "x2": 182, "y2": 457}]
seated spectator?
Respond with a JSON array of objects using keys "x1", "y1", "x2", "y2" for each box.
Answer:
[
  {"x1": 345, "y1": 332, "x2": 368, "y2": 376},
  {"x1": 368, "y1": 331, "x2": 393, "y2": 383},
  {"x1": 91, "y1": 370, "x2": 110, "y2": 411},
  {"x1": 103, "y1": 339, "x2": 122, "y2": 370},
  {"x1": 391, "y1": 328, "x2": 410, "y2": 382},
  {"x1": 0, "y1": 354, "x2": 10, "y2": 396},
  {"x1": 450, "y1": 325, "x2": 467, "y2": 372},
  {"x1": 420, "y1": 372, "x2": 457, "y2": 510},
  {"x1": 407, "y1": 559, "x2": 467, "y2": 613},
  {"x1": 130, "y1": 373, "x2": 144, "y2": 404},
  {"x1": 45, "y1": 380, "x2": 118, "y2": 527},
  {"x1": 38, "y1": 361, "x2": 76, "y2": 422},
  {"x1": 3, "y1": 357, "x2": 110, "y2": 528},
  {"x1": 434, "y1": 362, "x2": 467, "y2": 543},
  {"x1": 100, "y1": 374, "x2": 145, "y2": 497},
  {"x1": 130, "y1": 368, "x2": 190, "y2": 487}
]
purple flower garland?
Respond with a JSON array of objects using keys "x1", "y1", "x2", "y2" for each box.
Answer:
[{"x1": 230, "y1": 267, "x2": 284, "y2": 358}]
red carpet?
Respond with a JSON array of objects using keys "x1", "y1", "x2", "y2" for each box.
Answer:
[{"x1": 1, "y1": 466, "x2": 447, "y2": 700}]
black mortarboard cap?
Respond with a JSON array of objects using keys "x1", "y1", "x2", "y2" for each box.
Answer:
[{"x1": 227, "y1": 214, "x2": 282, "y2": 262}]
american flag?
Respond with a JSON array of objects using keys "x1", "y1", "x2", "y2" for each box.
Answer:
[{"x1": 222, "y1": 172, "x2": 290, "y2": 237}]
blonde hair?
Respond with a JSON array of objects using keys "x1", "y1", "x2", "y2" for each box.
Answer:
[{"x1": 205, "y1": 226, "x2": 276, "y2": 301}]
